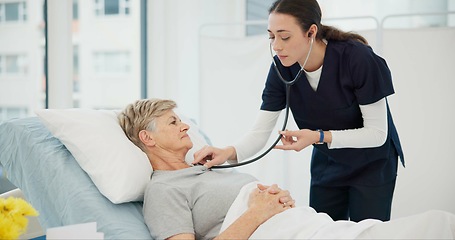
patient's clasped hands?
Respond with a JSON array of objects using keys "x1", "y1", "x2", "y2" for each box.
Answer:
[{"x1": 249, "y1": 183, "x2": 295, "y2": 223}]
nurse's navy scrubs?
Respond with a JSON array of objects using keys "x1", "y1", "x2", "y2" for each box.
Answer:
[{"x1": 261, "y1": 39, "x2": 405, "y2": 222}]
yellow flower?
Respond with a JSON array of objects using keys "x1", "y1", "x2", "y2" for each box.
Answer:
[{"x1": 0, "y1": 197, "x2": 39, "y2": 240}]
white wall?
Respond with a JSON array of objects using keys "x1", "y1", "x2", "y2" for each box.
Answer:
[
  {"x1": 382, "y1": 27, "x2": 455, "y2": 218},
  {"x1": 147, "y1": 0, "x2": 245, "y2": 119}
]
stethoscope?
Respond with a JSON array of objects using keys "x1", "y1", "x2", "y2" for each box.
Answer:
[{"x1": 211, "y1": 37, "x2": 314, "y2": 169}]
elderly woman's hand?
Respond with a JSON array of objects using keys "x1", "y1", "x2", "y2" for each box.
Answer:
[
  {"x1": 246, "y1": 184, "x2": 294, "y2": 223},
  {"x1": 257, "y1": 183, "x2": 296, "y2": 208}
]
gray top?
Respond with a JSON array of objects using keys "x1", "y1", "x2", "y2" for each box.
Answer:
[{"x1": 143, "y1": 165, "x2": 257, "y2": 240}]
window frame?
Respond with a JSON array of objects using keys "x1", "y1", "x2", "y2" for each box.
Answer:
[{"x1": 1, "y1": 1, "x2": 27, "y2": 23}]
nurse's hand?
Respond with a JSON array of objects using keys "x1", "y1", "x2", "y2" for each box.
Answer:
[
  {"x1": 192, "y1": 146, "x2": 236, "y2": 168},
  {"x1": 274, "y1": 129, "x2": 319, "y2": 151}
]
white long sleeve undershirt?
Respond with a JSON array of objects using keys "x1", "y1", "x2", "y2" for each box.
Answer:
[{"x1": 232, "y1": 67, "x2": 388, "y2": 161}]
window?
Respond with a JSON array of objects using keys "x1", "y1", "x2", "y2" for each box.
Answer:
[
  {"x1": 94, "y1": 0, "x2": 130, "y2": 16},
  {"x1": 0, "y1": 0, "x2": 142, "y2": 116},
  {"x1": 93, "y1": 51, "x2": 130, "y2": 74},
  {"x1": 0, "y1": 54, "x2": 27, "y2": 76},
  {"x1": 246, "y1": 0, "x2": 274, "y2": 36},
  {"x1": 0, "y1": 1, "x2": 27, "y2": 22},
  {"x1": 104, "y1": 0, "x2": 119, "y2": 15}
]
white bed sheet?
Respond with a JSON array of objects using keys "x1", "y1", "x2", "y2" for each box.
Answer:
[
  {"x1": 0, "y1": 117, "x2": 152, "y2": 239},
  {"x1": 222, "y1": 182, "x2": 455, "y2": 239}
]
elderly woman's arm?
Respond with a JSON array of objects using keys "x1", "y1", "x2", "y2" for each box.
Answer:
[{"x1": 167, "y1": 184, "x2": 293, "y2": 240}]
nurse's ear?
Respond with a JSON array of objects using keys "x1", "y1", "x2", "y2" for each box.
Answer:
[{"x1": 307, "y1": 24, "x2": 318, "y2": 39}]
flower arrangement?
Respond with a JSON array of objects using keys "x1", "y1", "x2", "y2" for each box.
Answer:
[{"x1": 0, "y1": 196, "x2": 39, "y2": 239}]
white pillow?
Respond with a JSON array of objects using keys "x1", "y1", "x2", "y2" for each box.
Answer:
[{"x1": 35, "y1": 108, "x2": 210, "y2": 204}]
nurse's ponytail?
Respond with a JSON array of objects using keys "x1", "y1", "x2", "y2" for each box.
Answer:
[
  {"x1": 269, "y1": 0, "x2": 368, "y2": 45},
  {"x1": 320, "y1": 25, "x2": 368, "y2": 44}
]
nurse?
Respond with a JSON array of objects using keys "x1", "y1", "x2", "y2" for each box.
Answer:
[{"x1": 193, "y1": 0, "x2": 404, "y2": 222}]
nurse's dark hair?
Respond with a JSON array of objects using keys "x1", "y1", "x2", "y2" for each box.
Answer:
[{"x1": 269, "y1": 0, "x2": 368, "y2": 45}]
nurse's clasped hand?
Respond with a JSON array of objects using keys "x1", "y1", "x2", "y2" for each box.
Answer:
[{"x1": 274, "y1": 129, "x2": 331, "y2": 151}]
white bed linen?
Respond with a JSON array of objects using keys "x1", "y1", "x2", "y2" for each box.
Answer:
[{"x1": 221, "y1": 182, "x2": 455, "y2": 239}]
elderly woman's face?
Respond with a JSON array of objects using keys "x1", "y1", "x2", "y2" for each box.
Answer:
[{"x1": 151, "y1": 110, "x2": 193, "y2": 153}]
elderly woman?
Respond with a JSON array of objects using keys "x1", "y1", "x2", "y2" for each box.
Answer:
[{"x1": 118, "y1": 98, "x2": 295, "y2": 240}]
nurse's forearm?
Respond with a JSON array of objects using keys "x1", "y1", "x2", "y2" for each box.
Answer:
[
  {"x1": 329, "y1": 98, "x2": 387, "y2": 149},
  {"x1": 231, "y1": 110, "x2": 280, "y2": 162}
]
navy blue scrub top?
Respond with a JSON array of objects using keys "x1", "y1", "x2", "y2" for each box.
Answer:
[{"x1": 261, "y1": 40, "x2": 404, "y2": 187}]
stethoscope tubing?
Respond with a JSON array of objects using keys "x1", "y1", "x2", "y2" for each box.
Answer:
[{"x1": 211, "y1": 38, "x2": 314, "y2": 169}]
